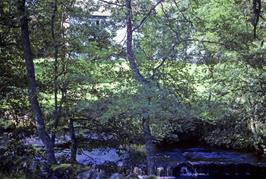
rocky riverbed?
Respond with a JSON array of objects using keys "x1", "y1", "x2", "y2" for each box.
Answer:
[
  {"x1": 20, "y1": 134, "x2": 266, "y2": 178},
  {"x1": 1, "y1": 132, "x2": 266, "y2": 178}
]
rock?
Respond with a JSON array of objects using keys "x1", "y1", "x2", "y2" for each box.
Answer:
[
  {"x1": 109, "y1": 173, "x2": 124, "y2": 179},
  {"x1": 124, "y1": 173, "x2": 139, "y2": 179},
  {"x1": 76, "y1": 169, "x2": 107, "y2": 179},
  {"x1": 76, "y1": 169, "x2": 98, "y2": 179}
]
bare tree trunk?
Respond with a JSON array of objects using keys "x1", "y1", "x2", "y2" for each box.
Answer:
[
  {"x1": 142, "y1": 116, "x2": 156, "y2": 175},
  {"x1": 50, "y1": 0, "x2": 60, "y2": 145},
  {"x1": 17, "y1": 0, "x2": 56, "y2": 164},
  {"x1": 69, "y1": 117, "x2": 77, "y2": 163},
  {"x1": 125, "y1": 0, "x2": 155, "y2": 175},
  {"x1": 125, "y1": 0, "x2": 149, "y2": 86}
]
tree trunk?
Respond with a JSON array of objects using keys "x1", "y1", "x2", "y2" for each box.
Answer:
[
  {"x1": 126, "y1": 0, "x2": 149, "y2": 86},
  {"x1": 51, "y1": 0, "x2": 60, "y2": 145},
  {"x1": 250, "y1": 104, "x2": 264, "y2": 155},
  {"x1": 69, "y1": 118, "x2": 77, "y2": 163},
  {"x1": 125, "y1": 0, "x2": 155, "y2": 175},
  {"x1": 142, "y1": 116, "x2": 156, "y2": 175},
  {"x1": 17, "y1": 0, "x2": 56, "y2": 164}
]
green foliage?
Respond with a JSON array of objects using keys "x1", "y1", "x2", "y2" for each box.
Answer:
[
  {"x1": 51, "y1": 163, "x2": 72, "y2": 171},
  {"x1": 194, "y1": 61, "x2": 266, "y2": 150},
  {"x1": 0, "y1": 119, "x2": 14, "y2": 131},
  {"x1": 0, "y1": 138, "x2": 36, "y2": 177}
]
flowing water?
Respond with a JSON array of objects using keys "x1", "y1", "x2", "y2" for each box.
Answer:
[
  {"x1": 152, "y1": 147, "x2": 266, "y2": 178},
  {"x1": 21, "y1": 135, "x2": 266, "y2": 178}
]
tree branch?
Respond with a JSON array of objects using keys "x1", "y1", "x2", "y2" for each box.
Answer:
[
  {"x1": 132, "y1": 0, "x2": 164, "y2": 32},
  {"x1": 98, "y1": 0, "x2": 125, "y2": 7}
]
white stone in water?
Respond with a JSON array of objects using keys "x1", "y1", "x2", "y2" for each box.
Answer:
[
  {"x1": 156, "y1": 167, "x2": 164, "y2": 176},
  {"x1": 133, "y1": 167, "x2": 142, "y2": 175},
  {"x1": 166, "y1": 167, "x2": 173, "y2": 176}
]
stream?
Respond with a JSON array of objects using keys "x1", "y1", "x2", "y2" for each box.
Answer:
[
  {"x1": 152, "y1": 147, "x2": 266, "y2": 178},
  {"x1": 20, "y1": 135, "x2": 266, "y2": 178}
]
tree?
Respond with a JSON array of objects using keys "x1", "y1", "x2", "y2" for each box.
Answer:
[{"x1": 17, "y1": 0, "x2": 56, "y2": 164}]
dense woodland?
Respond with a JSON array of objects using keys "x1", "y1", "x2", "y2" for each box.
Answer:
[{"x1": 0, "y1": 0, "x2": 266, "y2": 178}]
